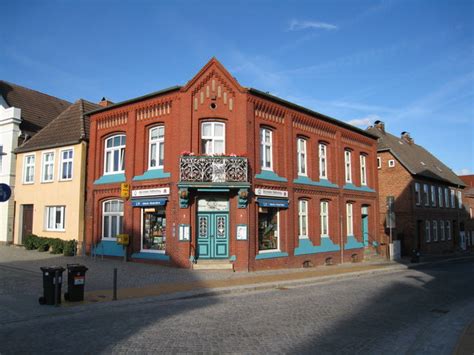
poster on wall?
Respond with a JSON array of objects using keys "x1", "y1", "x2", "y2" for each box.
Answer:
[
  {"x1": 236, "y1": 224, "x2": 248, "y2": 241},
  {"x1": 179, "y1": 224, "x2": 190, "y2": 241}
]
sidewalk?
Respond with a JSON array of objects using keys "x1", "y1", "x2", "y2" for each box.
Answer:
[{"x1": 454, "y1": 320, "x2": 474, "y2": 355}]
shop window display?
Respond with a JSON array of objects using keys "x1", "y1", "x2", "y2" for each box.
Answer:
[
  {"x1": 258, "y1": 207, "x2": 279, "y2": 251},
  {"x1": 142, "y1": 207, "x2": 166, "y2": 251}
]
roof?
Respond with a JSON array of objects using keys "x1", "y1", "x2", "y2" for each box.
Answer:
[
  {"x1": 367, "y1": 126, "x2": 466, "y2": 187},
  {"x1": 249, "y1": 88, "x2": 378, "y2": 140},
  {"x1": 459, "y1": 175, "x2": 474, "y2": 197},
  {"x1": 86, "y1": 58, "x2": 377, "y2": 140},
  {"x1": 15, "y1": 99, "x2": 100, "y2": 153},
  {"x1": 0, "y1": 80, "x2": 71, "y2": 137}
]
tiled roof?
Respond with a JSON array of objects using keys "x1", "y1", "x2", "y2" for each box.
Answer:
[
  {"x1": 367, "y1": 126, "x2": 466, "y2": 187},
  {"x1": 0, "y1": 80, "x2": 71, "y2": 137},
  {"x1": 15, "y1": 99, "x2": 100, "y2": 153}
]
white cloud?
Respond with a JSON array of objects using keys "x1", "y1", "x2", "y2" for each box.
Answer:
[
  {"x1": 347, "y1": 114, "x2": 381, "y2": 128},
  {"x1": 288, "y1": 20, "x2": 338, "y2": 31},
  {"x1": 458, "y1": 168, "x2": 471, "y2": 176}
]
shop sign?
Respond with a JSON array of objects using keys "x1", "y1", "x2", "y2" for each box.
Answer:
[
  {"x1": 197, "y1": 198, "x2": 229, "y2": 212},
  {"x1": 132, "y1": 187, "x2": 170, "y2": 198},
  {"x1": 255, "y1": 188, "x2": 288, "y2": 198}
]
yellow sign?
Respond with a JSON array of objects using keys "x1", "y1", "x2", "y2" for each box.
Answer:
[
  {"x1": 120, "y1": 183, "x2": 130, "y2": 199},
  {"x1": 116, "y1": 234, "x2": 129, "y2": 245}
]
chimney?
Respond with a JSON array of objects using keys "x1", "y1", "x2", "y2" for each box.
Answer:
[
  {"x1": 401, "y1": 131, "x2": 414, "y2": 144},
  {"x1": 374, "y1": 120, "x2": 385, "y2": 133},
  {"x1": 99, "y1": 97, "x2": 114, "y2": 107}
]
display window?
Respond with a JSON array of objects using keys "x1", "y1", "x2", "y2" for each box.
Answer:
[
  {"x1": 258, "y1": 207, "x2": 279, "y2": 251},
  {"x1": 142, "y1": 207, "x2": 166, "y2": 252}
]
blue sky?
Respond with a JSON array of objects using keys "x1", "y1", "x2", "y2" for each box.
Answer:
[{"x1": 1, "y1": 0, "x2": 473, "y2": 174}]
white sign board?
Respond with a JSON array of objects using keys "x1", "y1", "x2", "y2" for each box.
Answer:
[
  {"x1": 132, "y1": 187, "x2": 170, "y2": 197},
  {"x1": 255, "y1": 188, "x2": 288, "y2": 198}
]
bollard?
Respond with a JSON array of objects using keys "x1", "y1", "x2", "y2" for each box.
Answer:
[
  {"x1": 113, "y1": 268, "x2": 117, "y2": 301},
  {"x1": 54, "y1": 270, "x2": 60, "y2": 307}
]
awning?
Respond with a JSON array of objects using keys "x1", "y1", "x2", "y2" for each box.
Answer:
[
  {"x1": 131, "y1": 198, "x2": 168, "y2": 207},
  {"x1": 256, "y1": 198, "x2": 289, "y2": 208}
]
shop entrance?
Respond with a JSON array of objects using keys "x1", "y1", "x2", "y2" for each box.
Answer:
[
  {"x1": 196, "y1": 197, "x2": 229, "y2": 259},
  {"x1": 361, "y1": 206, "x2": 369, "y2": 246}
]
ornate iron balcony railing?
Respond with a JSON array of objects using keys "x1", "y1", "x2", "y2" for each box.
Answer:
[{"x1": 180, "y1": 156, "x2": 248, "y2": 183}]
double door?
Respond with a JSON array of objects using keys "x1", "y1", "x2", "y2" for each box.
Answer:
[{"x1": 197, "y1": 212, "x2": 229, "y2": 259}]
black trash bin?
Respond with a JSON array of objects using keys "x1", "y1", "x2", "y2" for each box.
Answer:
[
  {"x1": 64, "y1": 264, "x2": 88, "y2": 302},
  {"x1": 39, "y1": 266, "x2": 65, "y2": 305}
]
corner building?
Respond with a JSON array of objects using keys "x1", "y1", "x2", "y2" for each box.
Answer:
[{"x1": 86, "y1": 59, "x2": 380, "y2": 271}]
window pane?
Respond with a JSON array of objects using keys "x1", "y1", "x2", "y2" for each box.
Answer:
[
  {"x1": 214, "y1": 140, "x2": 224, "y2": 154},
  {"x1": 214, "y1": 123, "x2": 224, "y2": 137},
  {"x1": 150, "y1": 143, "x2": 157, "y2": 167},
  {"x1": 202, "y1": 123, "x2": 211, "y2": 136},
  {"x1": 104, "y1": 216, "x2": 110, "y2": 238}
]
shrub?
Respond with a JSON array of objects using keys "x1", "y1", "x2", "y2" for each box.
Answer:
[
  {"x1": 49, "y1": 238, "x2": 64, "y2": 254},
  {"x1": 63, "y1": 240, "x2": 76, "y2": 256},
  {"x1": 24, "y1": 234, "x2": 40, "y2": 250},
  {"x1": 37, "y1": 238, "x2": 50, "y2": 252}
]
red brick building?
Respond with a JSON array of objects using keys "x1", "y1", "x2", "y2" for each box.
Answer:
[
  {"x1": 85, "y1": 58, "x2": 380, "y2": 271},
  {"x1": 367, "y1": 121, "x2": 468, "y2": 256},
  {"x1": 459, "y1": 175, "x2": 474, "y2": 248}
]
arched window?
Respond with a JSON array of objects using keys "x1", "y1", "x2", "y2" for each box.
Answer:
[
  {"x1": 298, "y1": 199, "x2": 308, "y2": 238},
  {"x1": 201, "y1": 122, "x2": 225, "y2": 155},
  {"x1": 344, "y1": 149, "x2": 352, "y2": 183},
  {"x1": 319, "y1": 143, "x2": 328, "y2": 179},
  {"x1": 297, "y1": 138, "x2": 307, "y2": 176},
  {"x1": 260, "y1": 127, "x2": 273, "y2": 170},
  {"x1": 346, "y1": 203, "x2": 353, "y2": 236},
  {"x1": 360, "y1": 154, "x2": 367, "y2": 186},
  {"x1": 102, "y1": 199, "x2": 124, "y2": 239},
  {"x1": 104, "y1": 134, "x2": 126, "y2": 174},
  {"x1": 320, "y1": 201, "x2": 329, "y2": 237},
  {"x1": 149, "y1": 126, "x2": 165, "y2": 169}
]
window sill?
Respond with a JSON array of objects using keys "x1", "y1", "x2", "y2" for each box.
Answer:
[
  {"x1": 94, "y1": 173, "x2": 126, "y2": 185},
  {"x1": 255, "y1": 251, "x2": 288, "y2": 260}
]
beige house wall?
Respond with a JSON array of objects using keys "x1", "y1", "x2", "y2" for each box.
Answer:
[{"x1": 13, "y1": 142, "x2": 87, "y2": 245}]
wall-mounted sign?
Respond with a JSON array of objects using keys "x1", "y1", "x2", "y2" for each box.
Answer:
[
  {"x1": 236, "y1": 225, "x2": 248, "y2": 241},
  {"x1": 120, "y1": 183, "x2": 130, "y2": 199},
  {"x1": 197, "y1": 198, "x2": 229, "y2": 212},
  {"x1": 255, "y1": 188, "x2": 288, "y2": 198},
  {"x1": 132, "y1": 187, "x2": 170, "y2": 197}
]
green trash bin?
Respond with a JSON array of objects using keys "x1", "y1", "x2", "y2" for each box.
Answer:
[
  {"x1": 39, "y1": 266, "x2": 65, "y2": 305},
  {"x1": 64, "y1": 264, "x2": 88, "y2": 302}
]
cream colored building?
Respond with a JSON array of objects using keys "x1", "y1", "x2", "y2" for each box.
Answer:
[{"x1": 13, "y1": 100, "x2": 99, "y2": 248}]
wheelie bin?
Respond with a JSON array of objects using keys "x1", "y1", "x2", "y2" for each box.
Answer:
[
  {"x1": 39, "y1": 266, "x2": 65, "y2": 305},
  {"x1": 64, "y1": 264, "x2": 88, "y2": 302}
]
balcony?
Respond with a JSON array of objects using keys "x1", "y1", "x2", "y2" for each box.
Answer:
[{"x1": 180, "y1": 155, "x2": 248, "y2": 183}]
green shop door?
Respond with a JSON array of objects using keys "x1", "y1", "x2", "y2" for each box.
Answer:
[{"x1": 197, "y1": 213, "x2": 229, "y2": 259}]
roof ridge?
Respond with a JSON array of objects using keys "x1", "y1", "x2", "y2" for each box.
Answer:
[{"x1": 0, "y1": 80, "x2": 71, "y2": 106}]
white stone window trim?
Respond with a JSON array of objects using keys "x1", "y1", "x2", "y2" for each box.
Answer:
[
  {"x1": 377, "y1": 157, "x2": 381, "y2": 169},
  {"x1": 457, "y1": 190, "x2": 462, "y2": 209},
  {"x1": 388, "y1": 159, "x2": 395, "y2": 168},
  {"x1": 59, "y1": 147, "x2": 74, "y2": 181},
  {"x1": 41, "y1": 150, "x2": 55, "y2": 183},
  {"x1": 450, "y1": 189, "x2": 455, "y2": 208},
  {"x1": 444, "y1": 187, "x2": 449, "y2": 208},
  {"x1": 438, "y1": 186, "x2": 443, "y2": 207},
  {"x1": 45, "y1": 205, "x2": 65, "y2": 232},
  {"x1": 148, "y1": 125, "x2": 165, "y2": 170},
  {"x1": 423, "y1": 184, "x2": 429, "y2": 206},
  {"x1": 319, "y1": 143, "x2": 328, "y2": 179},
  {"x1": 360, "y1": 154, "x2": 367, "y2": 186},
  {"x1": 415, "y1": 182, "x2": 421, "y2": 206},
  {"x1": 297, "y1": 138, "x2": 307, "y2": 176},
  {"x1": 201, "y1": 121, "x2": 225, "y2": 155},
  {"x1": 425, "y1": 220, "x2": 431, "y2": 243},
  {"x1": 102, "y1": 199, "x2": 124, "y2": 240},
  {"x1": 433, "y1": 220, "x2": 438, "y2": 242},
  {"x1": 430, "y1": 185, "x2": 436, "y2": 207},
  {"x1": 320, "y1": 201, "x2": 330, "y2": 237},
  {"x1": 260, "y1": 127, "x2": 273, "y2": 171},
  {"x1": 344, "y1": 150, "x2": 352, "y2": 183},
  {"x1": 298, "y1": 199, "x2": 309, "y2": 239},
  {"x1": 104, "y1": 134, "x2": 126, "y2": 175},
  {"x1": 23, "y1": 153, "x2": 36, "y2": 184},
  {"x1": 346, "y1": 202, "x2": 354, "y2": 236}
]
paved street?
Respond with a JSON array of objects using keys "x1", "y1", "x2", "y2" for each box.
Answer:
[{"x1": 0, "y1": 258, "x2": 473, "y2": 354}]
